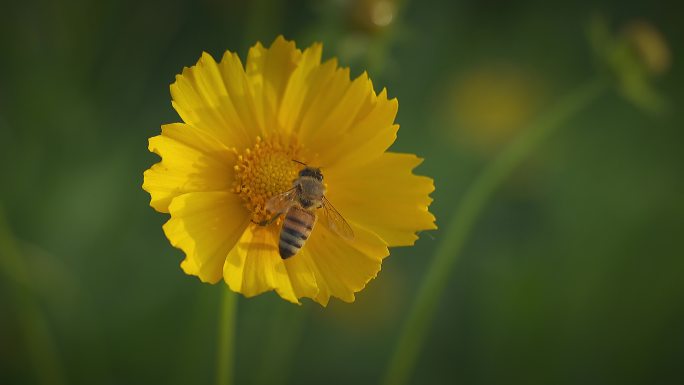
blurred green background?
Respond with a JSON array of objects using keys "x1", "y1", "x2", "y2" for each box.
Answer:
[{"x1": 1, "y1": 0, "x2": 682, "y2": 384}]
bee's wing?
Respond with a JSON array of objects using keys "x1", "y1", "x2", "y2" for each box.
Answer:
[
  {"x1": 319, "y1": 196, "x2": 354, "y2": 240},
  {"x1": 266, "y1": 187, "x2": 298, "y2": 215}
]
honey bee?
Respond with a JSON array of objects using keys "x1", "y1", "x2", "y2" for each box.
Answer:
[{"x1": 261, "y1": 163, "x2": 354, "y2": 259}]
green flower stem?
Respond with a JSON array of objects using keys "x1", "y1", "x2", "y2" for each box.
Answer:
[
  {"x1": 0, "y1": 206, "x2": 65, "y2": 385},
  {"x1": 216, "y1": 288, "x2": 238, "y2": 385},
  {"x1": 383, "y1": 78, "x2": 606, "y2": 385},
  {"x1": 254, "y1": 302, "x2": 309, "y2": 385}
]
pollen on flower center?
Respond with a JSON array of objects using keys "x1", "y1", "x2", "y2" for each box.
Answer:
[{"x1": 233, "y1": 137, "x2": 300, "y2": 223}]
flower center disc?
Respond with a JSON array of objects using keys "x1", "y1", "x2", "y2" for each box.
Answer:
[{"x1": 233, "y1": 137, "x2": 300, "y2": 223}]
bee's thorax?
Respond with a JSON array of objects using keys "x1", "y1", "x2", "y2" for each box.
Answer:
[{"x1": 295, "y1": 176, "x2": 325, "y2": 209}]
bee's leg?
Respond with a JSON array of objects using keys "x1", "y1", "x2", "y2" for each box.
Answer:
[{"x1": 254, "y1": 212, "x2": 282, "y2": 227}]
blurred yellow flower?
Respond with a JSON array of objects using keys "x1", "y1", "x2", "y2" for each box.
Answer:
[
  {"x1": 446, "y1": 66, "x2": 542, "y2": 154},
  {"x1": 143, "y1": 36, "x2": 435, "y2": 306}
]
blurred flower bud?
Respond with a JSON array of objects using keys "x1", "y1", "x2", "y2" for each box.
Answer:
[
  {"x1": 587, "y1": 15, "x2": 670, "y2": 114},
  {"x1": 622, "y1": 20, "x2": 671, "y2": 76},
  {"x1": 349, "y1": 0, "x2": 398, "y2": 34}
]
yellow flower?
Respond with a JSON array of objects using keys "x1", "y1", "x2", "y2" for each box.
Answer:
[{"x1": 143, "y1": 36, "x2": 435, "y2": 306}]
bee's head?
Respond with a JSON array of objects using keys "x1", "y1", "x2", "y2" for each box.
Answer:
[{"x1": 299, "y1": 166, "x2": 323, "y2": 182}]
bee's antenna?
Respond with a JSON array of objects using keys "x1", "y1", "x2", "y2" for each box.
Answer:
[{"x1": 292, "y1": 159, "x2": 307, "y2": 166}]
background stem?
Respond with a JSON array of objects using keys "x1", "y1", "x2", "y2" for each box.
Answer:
[
  {"x1": 0, "y1": 206, "x2": 66, "y2": 385},
  {"x1": 383, "y1": 78, "x2": 607, "y2": 385},
  {"x1": 254, "y1": 302, "x2": 309, "y2": 385},
  {"x1": 216, "y1": 288, "x2": 238, "y2": 385}
]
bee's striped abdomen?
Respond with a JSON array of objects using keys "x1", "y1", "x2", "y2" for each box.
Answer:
[{"x1": 279, "y1": 207, "x2": 314, "y2": 259}]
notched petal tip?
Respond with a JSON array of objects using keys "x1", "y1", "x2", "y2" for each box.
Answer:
[
  {"x1": 164, "y1": 192, "x2": 248, "y2": 284},
  {"x1": 302, "y1": 41, "x2": 323, "y2": 63},
  {"x1": 200, "y1": 51, "x2": 215, "y2": 61},
  {"x1": 302, "y1": 224, "x2": 388, "y2": 306},
  {"x1": 142, "y1": 167, "x2": 170, "y2": 213},
  {"x1": 270, "y1": 35, "x2": 297, "y2": 50},
  {"x1": 220, "y1": 50, "x2": 241, "y2": 64},
  {"x1": 235, "y1": 284, "x2": 302, "y2": 305},
  {"x1": 146, "y1": 135, "x2": 161, "y2": 156}
]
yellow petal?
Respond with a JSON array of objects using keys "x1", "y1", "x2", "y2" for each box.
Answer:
[
  {"x1": 283, "y1": 247, "x2": 319, "y2": 300},
  {"x1": 305, "y1": 223, "x2": 389, "y2": 305},
  {"x1": 223, "y1": 225, "x2": 299, "y2": 304},
  {"x1": 301, "y1": 72, "x2": 373, "y2": 150},
  {"x1": 315, "y1": 88, "x2": 399, "y2": 168},
  {"x1": 163, "y1": 192, "x2": 249, "y2": 283},
  {"x1": 280, "y1": 56, "x2": 398, "y2": 169},
  {"x1": 278, "y1": 42, "x2": 323, "y2": 135},
  {"x1": 325, "y1": 152, "x2": 436, "y2": 247},
  {"x1": 246, "y1": 36, "x2": 302, "y2": 137},
  {"x1": 170, "y1": 52, "x2": 254, "y2": 150},
  {"x1": 143, "y1": 123, "x2": 234, "y2": 213},
  {"x1": 295, "y1": 66, "x2": 353, "y2": 148},
  {"x1": 216, "y1": 50, "x2": 264, "y2": 144}
]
